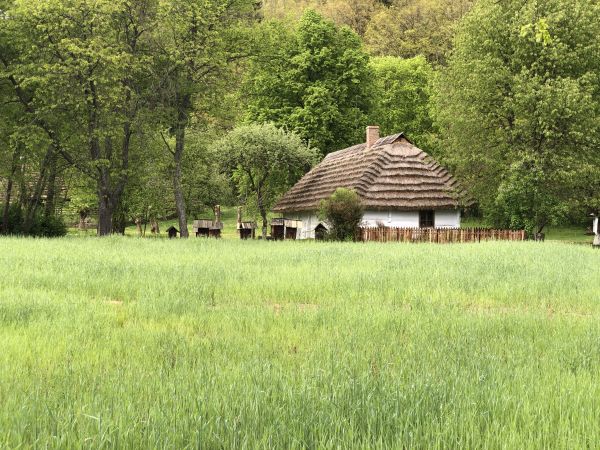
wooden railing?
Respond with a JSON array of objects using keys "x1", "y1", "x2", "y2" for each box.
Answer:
[{"x1": 359, "y1": 227, "x2": 527, "y2": 243}]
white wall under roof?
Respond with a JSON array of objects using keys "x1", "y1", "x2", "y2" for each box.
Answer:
[
  {"x1": 434, "y1": 210, "x2": 461, "y2": 228},
  {"x1": 362, "y1": 210, "x2": 418, "y2": 227},
  {"x1": 283, "y1": 212, "x2": 323, "y2": 239},
  {"x1": 282, "y1": 209, "x2": 461, "y2": 239}
]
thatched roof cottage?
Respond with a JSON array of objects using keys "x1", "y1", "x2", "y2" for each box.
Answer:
[{"x1": 273, "y1": 126, "x2": 466, "y2": 239}]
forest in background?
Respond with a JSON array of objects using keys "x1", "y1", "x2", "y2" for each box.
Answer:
[{"x1": 1, "y1": 0, "x2": 599, "y2": 237}]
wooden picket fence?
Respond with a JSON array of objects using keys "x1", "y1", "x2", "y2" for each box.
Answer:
[{"x1": 359, "y1": 227, "x2": 527, "y2": 243}]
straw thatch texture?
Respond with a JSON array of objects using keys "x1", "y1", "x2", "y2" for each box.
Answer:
[{"x1": 274, "y1": 134, "x2": 466, "y2": 213}]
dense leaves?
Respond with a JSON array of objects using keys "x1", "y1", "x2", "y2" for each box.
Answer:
[
  {"x1": 434, "y1": 0, "x2": 600, "y2": 233},
  {"x1": 319, "y1": 188, "x2": 364, "y2": 241},
  {"x1": 244, "y1": 10, "x2": 372, "y2": 155},
  {"x1": 216, "y1": 123, "x2": 318, "y2": 237},
  {"x1": 369, "y1": 56, "x2": 433, "y2": 145},
  {"x1": 1, "y1": 0, "x2": 599, "y2": 236}
]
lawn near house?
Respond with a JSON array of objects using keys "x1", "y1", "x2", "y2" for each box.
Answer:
[{"x1": 1, "y1": 238, "x2": 600, "y2": 448}]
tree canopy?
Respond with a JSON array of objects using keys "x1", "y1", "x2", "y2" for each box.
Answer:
[
  {"x1": 434, "y1": 0, "x2": 600, "y2": 232},
  {"x1": 217, "y1": 123, "x2": 318, "y2": 236},
  {"x1": 369, "y1": 55, "x2": 433, "y2": 146},
  {"x1": 244, "y1": 10, "x2": 372, "y2": 155}
]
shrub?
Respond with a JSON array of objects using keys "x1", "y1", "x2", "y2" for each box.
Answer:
[
  {"x1": 2, "y1": 204, "x2": 67, "y2": 237},
  {"x1": 318, "y1": 188, "x2": 363, "y2": 241}
]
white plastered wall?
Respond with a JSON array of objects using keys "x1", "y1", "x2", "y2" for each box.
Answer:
[
  {"x1": 361, "y1": 210, "x2": 419, "y2": 227},
  {"x1": 282, "y1": 209, "x2": 461, "y2": 239},
  {"x1": 434, "y1": 210, "x2": 461, "y2": 228},
  {"x1": 283, "y1": 211, "x2": 324, "y2": 239}
]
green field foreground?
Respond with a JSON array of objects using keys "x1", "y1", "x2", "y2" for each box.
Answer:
[{"x1": 1, "y1": 238, "x2": 600, "y2": 448}]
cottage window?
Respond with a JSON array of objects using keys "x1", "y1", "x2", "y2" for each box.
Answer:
[{"x1": 419, "y1": 210, "x2": 434, "y2": 228}]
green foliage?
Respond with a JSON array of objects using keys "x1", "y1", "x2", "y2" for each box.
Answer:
[
  {"x1": 365, "y1": 0, "x2": 474, "y2": 64},
  {"x1": 434, "y1": 0, "x2": 600, "y2": 232},
  {"x1": 2, "y1": 0, "x2": 599, "y2": 233},
  {"x1": 261, "y1": 0, "x2": 471, "y2": 62},
  {"x1": 2, "y1": 238, "x2": 600, "y2": 447},
  {"x1": 319, "y1": 188, "x2": 363, "y2": 240},
  {"x1": 1, "y1": 0, "x2": 257, "y2": 235},
  {"x1": 493, "y1": 160, "x2": 571, "y2": 234},
  {"x1": 244, "y1": 10, "x2": 372, "y2": 155},
  {"x1": 369, "y1": 55, "x2": 433, "y2": 145},
  {"x1": 217, "y1": 123, "x2": 318, "y2": 232},
  {"x1": 3, "y1": 204, "x2": 66, "y2": 237}
]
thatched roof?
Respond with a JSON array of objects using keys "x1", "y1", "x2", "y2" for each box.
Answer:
[{"x1": 274, "y1": 133, "x2": 466, "y2": 213}]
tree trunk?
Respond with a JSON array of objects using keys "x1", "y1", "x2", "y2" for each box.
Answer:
[
  {"x1": 112, "y1": 208, "x2": 127, "y2": 235},
  {"x1": 172, "y1": 96, "x2": 190, "y2": 238},
  {"x1": 97, "y1": 191, "x2": 113, "y2": 236},
  {"x1": 257, "y1": 189, "x2": 268, "y2": 238},
  {"x1": 260, "y1": 211, "x2": 268, "y2": 239},
  {"x1": 23, "y1": 144, "x2": 54, "y2": 233},
  {"x1": 79, "y1": 210, "x2": 88, "y2": 232},
  {"x1": 257, "y1": 183, "x2": 268, "y2": 238},
  {"x1": 173, "y1": 140, "x2": 189, "y2": 238},
  {"x1": 1, "y1": 177, "x2": 14, "y2": 234},
  {"x1": 43, "y1": 146, "x2": 59, "y2": 220},
  {"x1": 94, "y1": 125, "x2": 131, "y2": 237},
  {"x1": 1, "y1": 145, "x2": 20, "y2": 234}
]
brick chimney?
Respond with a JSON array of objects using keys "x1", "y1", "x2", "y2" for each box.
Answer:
[{"x1": 366, "y1": 126, "x2": 380, "y2": 149}]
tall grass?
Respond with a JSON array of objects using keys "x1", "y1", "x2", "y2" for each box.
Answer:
[{"x1": 1, "y1": 237, "x2": 599, "y2": 448}]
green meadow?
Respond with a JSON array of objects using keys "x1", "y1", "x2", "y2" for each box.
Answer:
[{"x1": 1, "y1": 238, "x2": 600, "y2": 448}]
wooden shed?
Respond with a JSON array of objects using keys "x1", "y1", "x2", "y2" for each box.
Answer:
[
  {"x1": 193, "y1": 205, "x2": 223, "y2": 238},
  {"x1": 193, "y1": 219, "x2": 223, "y2": 238},
  {"x1": 166, "y1": 226, "x2": 179, "y2": 239},
  {"x1": 237, "y1": 221, "x2": 257, "y2": 239},
  {"x1": 270, "y1": 218, "x2": 302, "y2": 240}
]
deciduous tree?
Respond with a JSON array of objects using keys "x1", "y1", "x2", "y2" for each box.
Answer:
[
  {"x1": 434, "y1": 0, "x2": 600, "y2": 233},
  {"x1": 6, "y1": 0, "x2": 157, "y2": 235},
  {"x1": 365, "y1": 0, "x2": 474, "y2": 65},
  {"x1": 369, "y1": 55, "x2": 433, "y2": 145},
  {"x1": 217, "y1": 123, "x2": 318, "y2": 237},
  {"x1": 153, "y1": 0, "x2": 257, "y2": 237},
  {"x1": 244, "y1": 10, "x2": 371, "y2": 155}
]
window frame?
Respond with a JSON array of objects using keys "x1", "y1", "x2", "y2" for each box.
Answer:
[{"x1": 419, "y1": 210, "x2": 435, "y2": 228}]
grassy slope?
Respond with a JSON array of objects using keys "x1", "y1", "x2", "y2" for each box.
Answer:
[{"x1": 1, "y1": 238, "x2": 600, "y2": 448}]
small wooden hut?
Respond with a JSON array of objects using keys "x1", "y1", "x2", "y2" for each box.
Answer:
[
  {"x1": 314, "y1": 223, "x2": 328, "y2": 240},
  {"x1": 193, "y1": 219, "x2": 223, "y2": 238},
  {"x1": 193, "y1": 205, "x2": 223, "y2": 238},
  {"x1": 237, "y1": 222, "x2": 257, "y2": 239},
  {"x1": 270, "y1": 218, "x2": 302, "y2": 240},
  {"x1": 236, "y1": 206, "x2": 257, "y2": 239},
  {"x1": 166, "y1": 226, "x2": 179, "y2": 239}
]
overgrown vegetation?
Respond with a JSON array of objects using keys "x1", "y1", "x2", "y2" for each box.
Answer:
[
  {"x1": 1, "y1": 204, "x2": 66, "y2": 237},
  {"x1": 319, "y1": 187, "x2": 364, "y2": 240},
  {"x1": 1, "y1": 238, "x2": 600, "y2": 447}
]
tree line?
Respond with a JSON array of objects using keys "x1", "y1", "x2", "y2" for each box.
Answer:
[{"x1": 1, "y1": 0, "x2": 599, "y2": 237}]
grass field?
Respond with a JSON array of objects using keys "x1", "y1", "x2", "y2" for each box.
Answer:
[{"x1": 1, "y1": 238, "x2": 600, "y2": 448}]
